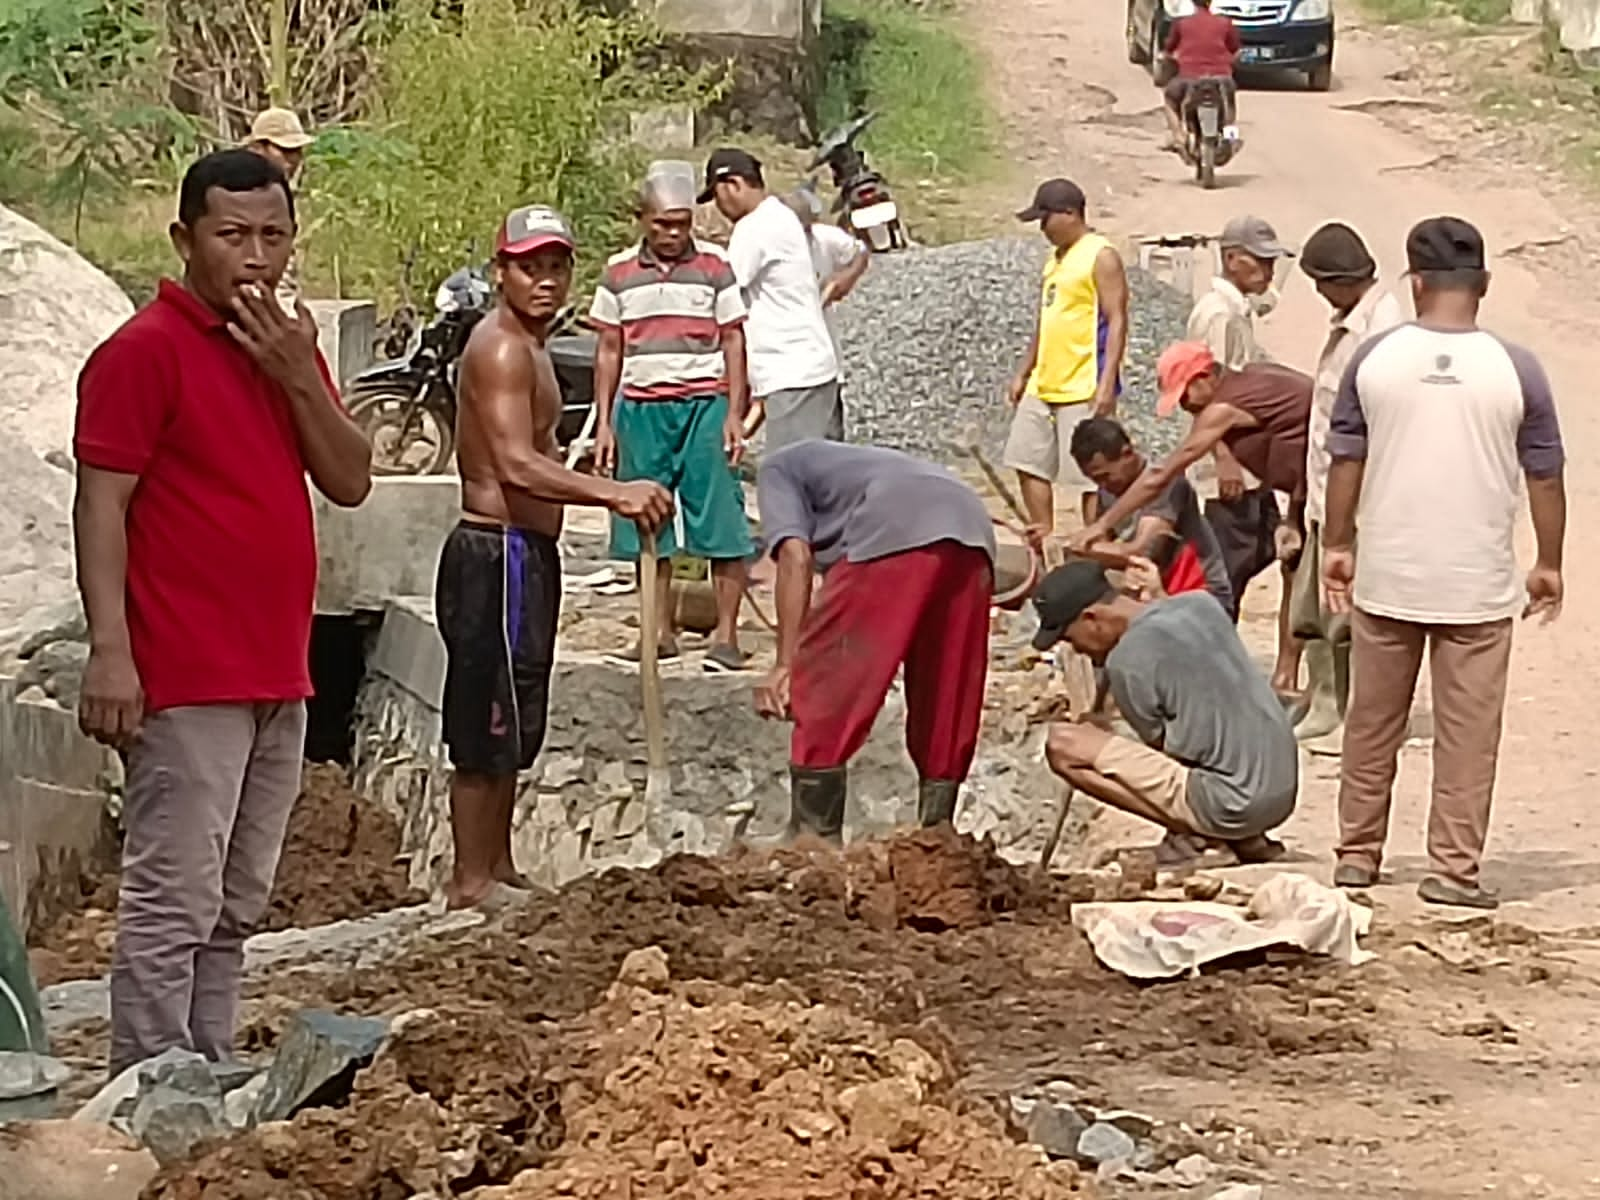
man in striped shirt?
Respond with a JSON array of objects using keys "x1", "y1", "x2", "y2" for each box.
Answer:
[{"x1": 591, "y1": 161, "x2": 755, "y2": 672}]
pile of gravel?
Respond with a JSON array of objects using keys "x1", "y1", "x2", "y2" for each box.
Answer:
[{"x1": 831, "y1": 237, "x2": 1192, "y2": 463}]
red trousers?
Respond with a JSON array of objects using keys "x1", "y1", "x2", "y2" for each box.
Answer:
[{"x1": 790, "y1": 541, "x2": 993, "y2": 779}]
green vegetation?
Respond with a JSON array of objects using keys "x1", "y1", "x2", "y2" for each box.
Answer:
[
  {"x1": 817, "y1": 0, "x2": 991, "y2": 183},
  {"x1": 1358, "y1": 0, "x2": 1508, "y2": 23},
  {"x1": 0, "y1": 0, "x2": 198, "y2": 299},
  {"x1": 0, "y1": 0, "x2": 722, "y2": 305},
  {"x1": 304, "y1": 0, "x2": 723, "y2": 304}
]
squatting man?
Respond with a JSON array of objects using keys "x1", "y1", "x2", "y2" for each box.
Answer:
[{"x1": 1033, "y1": 561, "x2": 1298, "y2": 867}]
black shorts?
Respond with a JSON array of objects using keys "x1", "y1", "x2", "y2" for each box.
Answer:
[
  {"x1": 1203, "y1": 486, "x2": 1280, "y2": 623},
  {"x1": 435, "y1": 520, "x2": 561, "y2": 775}
]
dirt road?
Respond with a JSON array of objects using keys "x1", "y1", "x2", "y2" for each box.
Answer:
[
  {"x1": 954, "y1": 3, "x2": 1600, "y2": 1194},
  {"x1": 968, "y1": 0, "x2": 1600, "y2": 933}
]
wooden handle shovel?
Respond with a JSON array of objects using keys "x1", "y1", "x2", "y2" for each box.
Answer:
[{"x1": 637, "y1": 527, "x2": 670, "y2": 810}]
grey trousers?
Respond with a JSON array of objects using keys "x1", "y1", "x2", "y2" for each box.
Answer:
[
  {"x1": 762, "y1": 379, "x2": 845, "y2": 452},
  {"x1": 108, "y1": 702, "x2": 306, "y2": 1075}
]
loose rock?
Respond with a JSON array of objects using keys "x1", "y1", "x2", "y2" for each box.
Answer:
[
  {"x1": 1022, "y1": 1097, "x2": 1090, "y2": 1159},
  {"x1": 1077, "y1": 1119, "x2": 1139, "y2": 1165},
  {"x1": 1172, "y1": 1151, "x2": 1215, "y2": 1185},
  {"x1": 0, "y1": 1050, "x2": 70, "y2": 1099},
  {"x1": 252, "y1": 1009, "x2": 390, "y2": 1123},
  {"x1": 1209, "y1": 1186, "x2": 1265, "y2": 1200},
  {"x1": 131, "y1": 1079, "x2": 228, "y2": 1166},
  {"x1": 615, "y1": 945, "x2": 671, "y2": 992}
]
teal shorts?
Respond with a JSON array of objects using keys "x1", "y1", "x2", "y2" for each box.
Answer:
[{"x1": 609, "y1": 394, "x2": 755, "y2": 561}]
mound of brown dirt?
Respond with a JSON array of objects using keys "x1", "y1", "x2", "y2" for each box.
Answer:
[
  {"x1": 150, "y1": 951, "x2": 1093, "y2": 1200},
  {"x1": 261, "y1": 763, "x2": 424, "y2": 931},
  {"x1": 142, "y1": 1010, "x2": 568, "y2": 1200},
  {"x1": 29, "y1": 764, "x2": 421, "y2": 986}
]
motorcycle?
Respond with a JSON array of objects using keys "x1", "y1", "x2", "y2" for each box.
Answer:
[
  {"x1": 1181, "y1": 77, "x2": 1241, "y2": 190},
  {"x1": 808, "y1": 112, "x2": 908, "y2": 253},
  {"x1": 346, "y1": 264, "x2": 598, "y2": 475}
]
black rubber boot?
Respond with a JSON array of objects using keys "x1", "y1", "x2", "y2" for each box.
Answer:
[
  {"x1": 789, "y1": 765, "x2": 847, "y2": 844},
  {"x1": 917, "y1": 779, "x2": 960, "y2": 828}
]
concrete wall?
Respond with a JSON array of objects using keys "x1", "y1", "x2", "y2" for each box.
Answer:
[
  {"x1": 0, "y1": 681, "x2": 118, "y2": 936},
  {"x1": 313, "y1": 476, "x2": 460, "y2": 615},
  {"x1": 308, "y1": 300, "x2": 377, "y2": 389},
  {"x1": 651, "y1": 0, "x2": 820, "y2": 40},
  {"x1": 648, "y1": 0, "x2": 824, "y2": 142},
  {"x1": 351, "y1": 599, "x2": 1066, "y2": 894}
]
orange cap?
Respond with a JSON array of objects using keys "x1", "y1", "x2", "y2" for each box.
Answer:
[{"x1": 1156, "y1": 341, "x2": 1217, "y2": 416}]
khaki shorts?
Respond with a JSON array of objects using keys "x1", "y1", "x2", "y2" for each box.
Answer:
[
  {"x1": 1002, "y1": 396, "x2": 1093, "y2": 489},
  {"x1": 1289, "y1": 521, "x2": 1352, "y2": 644},
  {"x1": 1092, "y1": 734, "x2": 1201, "y2": 831}
]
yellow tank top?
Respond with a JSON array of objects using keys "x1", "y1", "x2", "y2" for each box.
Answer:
[{"x1": 1026, "y1": 231, "x2": 1117, "y2": 406}]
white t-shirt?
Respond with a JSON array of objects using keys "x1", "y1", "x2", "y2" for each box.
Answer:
[
  {"x1": 807, "y1": 223, "x2": 862, "y2": 384},
  {"x1": 726, "y1": 196, "x2": 839, "y2": 396},
  {"x1": 1330, "y1": 324, "x2": 1565, "y2": 624}
]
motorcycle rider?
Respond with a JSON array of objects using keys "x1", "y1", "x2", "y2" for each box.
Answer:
[{"x1": 1161, "y1": 0, "x2": 1241, "y2": 159}]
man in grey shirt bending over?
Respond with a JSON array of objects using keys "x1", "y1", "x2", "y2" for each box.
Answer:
[
  {"x1": 754, "y1": 441, "x2": 996, "y2": 842},
  {"x1": 1033, "y1": 560, "x2": 1297, "y2": 865}
]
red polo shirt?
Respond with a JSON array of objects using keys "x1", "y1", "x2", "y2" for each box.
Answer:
[{"x1": 74, "y1": 279, "x2": 329, "y2": 712}]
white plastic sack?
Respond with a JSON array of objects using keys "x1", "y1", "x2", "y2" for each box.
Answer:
[{"x1": 1071, "y1": 872, "x2": 1374, "y2": 980}]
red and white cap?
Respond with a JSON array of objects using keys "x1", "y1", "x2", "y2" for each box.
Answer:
[{"x1": 495, "y1": 205, "x2": 576, "y2": 257}]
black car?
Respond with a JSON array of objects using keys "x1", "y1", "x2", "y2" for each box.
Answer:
[{"x1": 1126, "y1": 0, "x2": 1334, "y2": 92}]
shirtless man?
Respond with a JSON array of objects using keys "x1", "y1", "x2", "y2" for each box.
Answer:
[{"x1": 436, "y1": 205, "x2": 672, "y2": 909}]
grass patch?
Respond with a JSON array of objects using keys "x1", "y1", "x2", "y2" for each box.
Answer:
[
  {"x1": 817, "y1": 0, "x2": 992, "y2": 182},
  {"x1": 1359, "y1": 0, "x2": 1509, "y2": 23}
]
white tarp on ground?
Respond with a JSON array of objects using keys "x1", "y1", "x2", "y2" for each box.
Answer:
[
  {"x1": 0, "y1": 205, "x2": 133, "y2": 631},
  {"x1": 1071, "y1": 873, "x2": 1374, "y2": 980}
]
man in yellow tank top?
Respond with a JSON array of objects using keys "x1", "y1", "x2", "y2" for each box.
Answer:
[{"x1": 1003, "y1": 178, "x2": 1129, "y2": 540}]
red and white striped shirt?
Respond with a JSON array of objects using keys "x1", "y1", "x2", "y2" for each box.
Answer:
[{"x1": 588, "y1": 239, "x2": 747, "y2": 402}]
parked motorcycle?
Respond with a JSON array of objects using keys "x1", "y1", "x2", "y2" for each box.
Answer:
[
  {"x1": 1181, "y1": 77, "x2": 1241, "y2": 190},
  {"x1": 346, "y1": 264, "x2": 597, "y2": 475},
  {"x1": 808, "y1": 112, "x2": 907, "y2": 253}
]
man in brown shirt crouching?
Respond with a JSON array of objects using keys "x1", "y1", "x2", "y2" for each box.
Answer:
[{"x1": 1070, "y1": 341, "x2": 1312, "y2": 700}]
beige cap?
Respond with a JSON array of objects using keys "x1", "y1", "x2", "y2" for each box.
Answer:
[{"x1": 247, "y1": 107, "x2": 314, "y2": 150}]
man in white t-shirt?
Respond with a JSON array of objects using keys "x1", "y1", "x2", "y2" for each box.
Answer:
[
  {"x1": 783, "y1": 187, "x2": 869, "y2": 394},
  {"x1": 1324, "y1": 216, "x2": 1565, "y2": 910},
  {"x1": 700, "y1": 149, "x2": 843, "y2": 450}
]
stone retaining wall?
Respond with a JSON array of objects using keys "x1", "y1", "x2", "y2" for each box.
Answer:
[
  {"x1": 351, "y1": 599, "x2": 1067, "y2": 893},
  {"x1": 0, "y1": 681, "x2": 119, "y2": 935}
]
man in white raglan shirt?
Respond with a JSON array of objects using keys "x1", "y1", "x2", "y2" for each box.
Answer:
[{"x1": 700, "y1": 148, "x2": 843, "y2": 450}]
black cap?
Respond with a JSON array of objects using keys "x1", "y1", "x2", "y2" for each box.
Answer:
[
  {"x1": 1406, "y1": 216, "x2": 1485, "y2": 274},
  {"x1": 1299, "y1": 222, "x2": 1376, "y2": 282},
  {"x1": 1017, "y1": 178, "x2": 1086, "y2": 222},
  {"x1": 698, "y1": 147, "x2": 764, "y2": 204},
  {"x1": 1031, "y1": 561, "x2": 1112, "y2": 651}
]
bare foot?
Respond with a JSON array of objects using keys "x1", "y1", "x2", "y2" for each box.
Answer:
[
  {"x1": 445, "y1": 880, "x2": 529, "y2": 912},
  {"x1": 492, "y1": 866, "x2": 534, "y2": 890}
]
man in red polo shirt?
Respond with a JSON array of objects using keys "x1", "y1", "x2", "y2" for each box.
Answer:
[
  {"x1": 1161, "y1": 0, "x2": 1241, "y2": 156},
  {"x1": 74, "y1": 149, "x2": 372, "y2": 1074}
]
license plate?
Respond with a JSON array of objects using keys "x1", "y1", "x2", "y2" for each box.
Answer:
[
  {"x1": 1238, "y1": 46, "x2": 1267, "y2": 62},
  {"x1": 850, "y1": 200, "x2": 899, "y2": 229}
]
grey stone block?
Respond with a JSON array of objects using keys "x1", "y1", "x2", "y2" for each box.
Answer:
[
  {"x1": 253, "y1": 1010, "x2": 389, "y2": 1123},
  {"x1": 0, "y1": 1051, "x2": 70, "y2": 1099}
]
